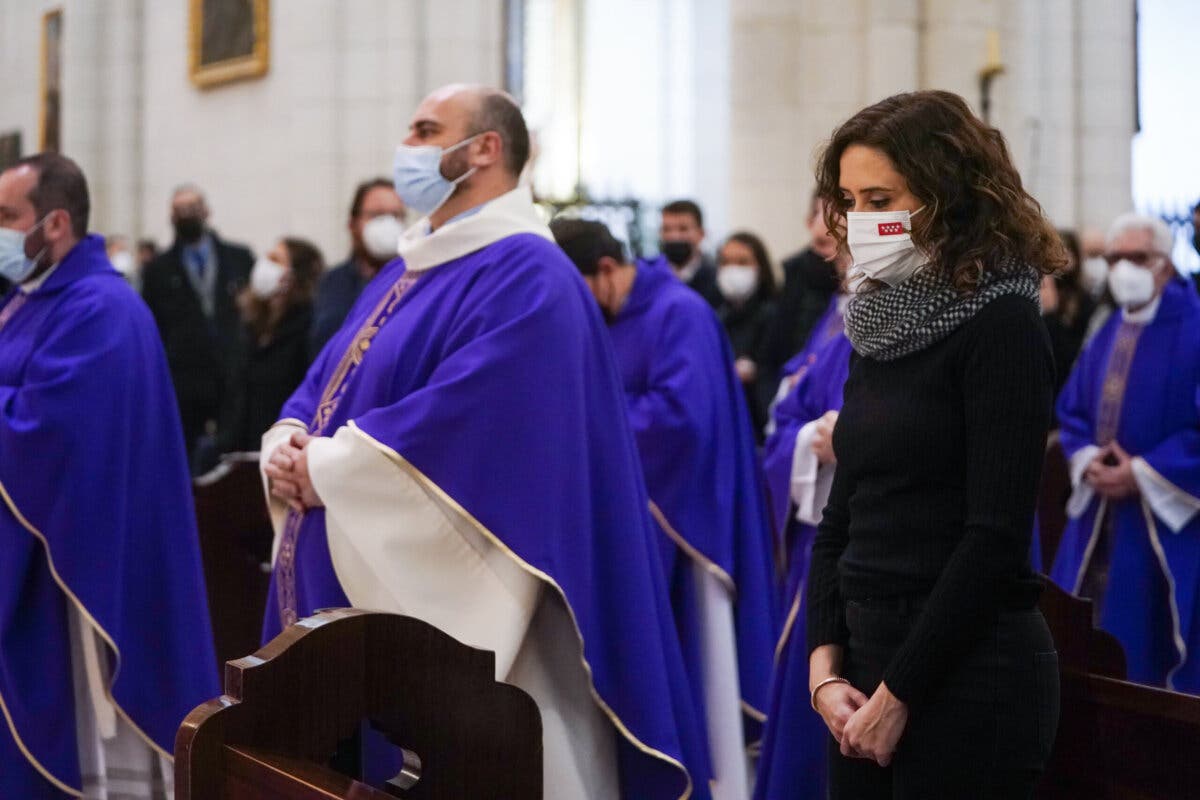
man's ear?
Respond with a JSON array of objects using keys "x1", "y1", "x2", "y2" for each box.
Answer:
[
  {"x1": 474, "y1": 130, "x2": 504, "y2": 168},
  {"x1": 46, "y1": 208, "x2": 72, "y2": 239},
  {"x1": 596, "y1": 255, "x2": 620, "y2": 276}
]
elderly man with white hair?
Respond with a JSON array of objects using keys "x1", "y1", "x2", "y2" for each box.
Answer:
[{"x1": 1050, "y1": 212, "x2": 1200, "y2": 691}]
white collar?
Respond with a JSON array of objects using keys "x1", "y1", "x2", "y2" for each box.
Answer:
[
  {"x1": 675, "y1": 253, "x2": 703, "y2": 283},
  {"x1": 1121, "y1": 292, "x2": 1162, "y2": 325},
  {"x1": 397, "y1": 186, "x2": 553, "y2": 273},
  {"x1": 20, "y1": 260, "x2": 61, "y2": 293}
]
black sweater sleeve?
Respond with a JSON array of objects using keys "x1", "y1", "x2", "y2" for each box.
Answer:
[
  {"x1": 805, "y1": 435, "x2": 855, "y2": 655},
  {"x1": 880, "y1": 301, "x2": 1054, "y2": 707}
]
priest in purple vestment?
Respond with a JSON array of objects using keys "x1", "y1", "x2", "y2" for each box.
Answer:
[
  {"x1": 1050, "y1": 212, "x2": 1200, "y2": 691},
  {"x1": 551, "y1": 218, "x2": 779, "y2": 800},
  {"x1": 0, "y1": 153, "x2": 218, "y2": 798},
  {"x1": 261, "y1": 85, "x2": 708, "y2": 799}
]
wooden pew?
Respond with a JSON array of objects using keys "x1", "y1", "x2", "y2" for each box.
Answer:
[
  {"x1": 176, "y1": 608, "x2": 542, "y2": 799},
  {"x1": 193, "y1": 453, "x2": 275, "y2": 672},
  {"x1": 1036, "y1": 433, "x2": 1070, "y2": 572},
  {"x1": 1037, "y1": 578, "x2": 1200, "y2": 798}
]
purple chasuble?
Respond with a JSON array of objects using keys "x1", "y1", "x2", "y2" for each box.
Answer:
[
  {"x1": 606, "y1": 256, "x2": 779, "y2": 750},
  {"x1": 0, "y1": 235, "x2": 218, "y2": 797},
  {"x1": 778, "y1": 295, "x2": 845, "y2": 381},
  {"x1": 1051, "y1": 278, "x2": 1200, "y2": 690},
  {"x1": 263, "y1": 234, "x2": 710, "y2": 799}
]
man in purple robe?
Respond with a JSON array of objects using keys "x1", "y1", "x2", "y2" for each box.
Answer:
[
  {"x1": 1050, "y1": 212, "x2": 1200, "y2": 691},
  {"x1": 0, "y1": 153, "x2": 218, "y2": 797},
  {"x1": 551, "y1": 218, "x2": 779, "y2": 799},
  {"x1": 260, "y1": 85, "x2": 707, "y2": 799}
]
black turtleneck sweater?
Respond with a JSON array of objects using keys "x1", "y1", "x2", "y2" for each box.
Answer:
[{"x1": 806, "y1": 293, "x2": 1054, "y2": 708}]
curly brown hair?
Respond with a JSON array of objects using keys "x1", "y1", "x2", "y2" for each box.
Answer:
[{"x1": 815, "y1": 90, "x2": 1066, "y2": 292}]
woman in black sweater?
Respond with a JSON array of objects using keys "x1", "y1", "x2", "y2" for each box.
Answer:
[{"x1": 804, "y1": 91, "x2": 1066, "y2": 798}]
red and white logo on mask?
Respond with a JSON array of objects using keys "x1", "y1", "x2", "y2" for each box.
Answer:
[{"x1": 877, "y1": 221, "x2": 906, "y2": 236}]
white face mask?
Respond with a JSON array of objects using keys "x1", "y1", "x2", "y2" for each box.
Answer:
[
  {"x1": 392, "y1": 134, "x2": 481, "y2": 217},
  {"x1": 1080, "y1": 256, "x2": 1109, "y2": 297},
  {"x1": 249, "y1": 256, "x2": 286, "y2": 299},
  {"x1": 110, "y1": 250, "x2": 135, "y2": 276},
  {"x1": 846, "y1": 207, "x2": 927, "y2": 287},
  {"x1": 361, "y1": 214, "x2": 404, "y2": 260},
  {"x1": 1107, "y1": 258, "x2": 1160, "y2": 309},
  {"x1": 717, "y1": 264, "x2": 759, "y2": 302},
  {"x1": 0, "y1": 216, "x2": 49, "y2": 284}
]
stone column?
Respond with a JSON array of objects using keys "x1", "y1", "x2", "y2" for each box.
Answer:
[{"x1": 1075, "y1": 0, "x2": 1135, "y2": 231}]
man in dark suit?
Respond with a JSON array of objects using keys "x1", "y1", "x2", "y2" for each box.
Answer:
[
  {"x1": 141, "y1": 184, "x2": 253, "y2": 467},
  {"x1": 660, "y1": 199, "x2": 722, "y2": 308},
  {"x1": 309, "y1": 177, "x2": 406, "y2": 357}
]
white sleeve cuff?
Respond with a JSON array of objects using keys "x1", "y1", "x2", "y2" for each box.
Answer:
[
  {"x1": 791, "y1": 420, "x2": 830, "y2": 526},
  {"x1": 1132, "y1": 457, "x2": 1200, "y2": 534},
  {"x1": 1066, "y1": 444, "x2": 1101, "y2": 519},
  {"x1": 260, "y1": 420, "x2": 306, "y2": 562}
]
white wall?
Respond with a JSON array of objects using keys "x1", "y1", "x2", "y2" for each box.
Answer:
[
  {"x1": 730, "y1": 0, "x2": 1136, "y2": 260},
  {"x1": 0, "y1": 0, "x2": 504, "y2": 263},
  {"x1": 0, "y1": 1, "x2": 1138, "y2": 266}
]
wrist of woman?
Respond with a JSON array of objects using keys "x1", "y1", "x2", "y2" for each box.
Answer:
[{"x1": 810, "y1": 675, "x2": 850, "y2": 711}]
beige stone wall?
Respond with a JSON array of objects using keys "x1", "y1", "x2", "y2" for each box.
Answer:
[
  {"x1": 0, "y1": 1, "x2": 1135, "y2": 264},
  {"x1": 729, "y1": 0, "x2": 1136, "y2": 260},
  {"x1": 0, "y1": 0, "x2": 504, "y2": 261}
]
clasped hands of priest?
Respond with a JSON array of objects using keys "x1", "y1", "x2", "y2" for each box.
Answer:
[
  {"x1": 264, "y1": 432, "x2": 325, "y2": 512},
  {"x1": 1082, "y1": 440, "x2": 1140, "y2": 500}
]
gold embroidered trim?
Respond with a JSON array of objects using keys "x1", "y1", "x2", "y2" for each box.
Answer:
[
  {"x1": 1135, "y1": 458, "x2": 1200, "y2": 518},
  {"x1": 774, "y1": 587, "x2": 803, "y2": 664},
  {"x1": 1095, "y1": 322, "x2": 1144, "y2": 445},
  {"x1": 1141, "y1": 500, "x2": 1189, "y2": 688},
  {"x1": 347, "y1": 421, "x2": 694, "y2": 800},
  {"x1": 648, "y1": 501, "x2": 736, "y2": 596},
  {"x1": 0, "y1": 478, "x2": 172, "y2": 797},
  {"x1": 1072, "y1": 499, "x2": 1109, "y2": 596},
  {"x1": 646, "y1": 501, "x2": 770, "y2": 723},
  {"x1": 276, "y1": 271, "x2": 421, "y2": 626}
]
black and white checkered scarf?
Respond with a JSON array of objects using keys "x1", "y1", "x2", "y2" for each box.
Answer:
[{"x1": 844, "y1": 259, "x2": 1041, "y2": 361}]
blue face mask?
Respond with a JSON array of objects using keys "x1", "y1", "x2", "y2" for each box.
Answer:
[
  {"x1": 0, "y1": 216, "x2": 49, "y2": 284},
  {"x1": 392, "y1": 134, "x2": 480, "y2": 217}
]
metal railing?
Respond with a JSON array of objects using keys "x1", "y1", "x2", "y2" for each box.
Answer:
[{"x1": 1140, "y1": 198, "x2": 1199, "y2": 273}]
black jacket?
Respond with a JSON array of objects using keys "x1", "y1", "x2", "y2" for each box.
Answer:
[
  {"x1": 309, "y1": 256, "x2": 370, "y2": 359},
  {"x1": 685, "y1": 255, "x2": 724, "y2": 309},
  {"x1": 141, "y1": 230, "x2": 253, "y2": 453},
  {"x1": 766, "y1": 247, "x2": 839, "y2": 373},
  {"x1": 718, "y1": 293, "x2": 778, "y2": 438},
  {"x1": 221, "y1": 304, "x2": 314, "y2": 453}
]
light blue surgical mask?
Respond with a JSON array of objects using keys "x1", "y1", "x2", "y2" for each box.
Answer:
[
  {"x1": 392, "y1": 134, "x2": 481, "y2": 217},
  {"x1": 0, "y1": 216, "x2": 49, "y2": 284}
]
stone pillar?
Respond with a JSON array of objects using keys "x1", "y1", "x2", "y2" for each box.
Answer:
[
  {"x1": 1075, "y1": 0, "x2": 1135, "y2": 231},
  {"x1": 865, "y1": 0, "x2": 920, "y2": 102}
]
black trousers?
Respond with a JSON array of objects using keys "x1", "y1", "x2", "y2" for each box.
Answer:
[{"x1": 829, "y1": 601, "x2": 1060, "y2": 800}]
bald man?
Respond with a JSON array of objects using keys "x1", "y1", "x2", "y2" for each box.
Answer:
[{"x1": 260, "y1": 85, "x2": 710, "y2": 799}]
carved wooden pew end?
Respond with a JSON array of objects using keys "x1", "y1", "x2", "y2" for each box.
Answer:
[{"x1": 176, "y1": 609, "x2": 543, "y2": 799}]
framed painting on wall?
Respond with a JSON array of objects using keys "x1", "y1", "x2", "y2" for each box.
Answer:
[
  {"x1": 40, "y1": 9, "x2": 62, "y2": 151},
  {"x1": 0, "y1": 132, "x2": 21, "y2": 171},
  {"x1": 188, "y1": 0, "x2": 270, "y2": 89}
]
